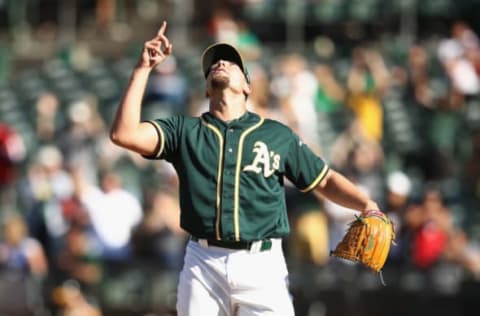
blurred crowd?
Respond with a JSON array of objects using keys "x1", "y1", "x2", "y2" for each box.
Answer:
[{"x1": 1, "y1": 1, "x2": 480, "y2": 315}]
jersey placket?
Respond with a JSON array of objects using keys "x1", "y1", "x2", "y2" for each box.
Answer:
[{"x1": 219, "y1": 125, "x2": 240, "y2": 240}]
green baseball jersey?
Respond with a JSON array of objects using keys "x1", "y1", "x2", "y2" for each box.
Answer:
[{"x1": 144, "y1": 111, "x2": 329, "y2": 241}]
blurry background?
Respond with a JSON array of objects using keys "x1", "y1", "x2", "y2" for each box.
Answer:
[{"x1": 1, "y1": 0, "x2": 480, "y2": 315}]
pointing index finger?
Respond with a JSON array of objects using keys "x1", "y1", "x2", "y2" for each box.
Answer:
[{"x1": 157, "y1": 21, "x2": 167, "y2": 37}]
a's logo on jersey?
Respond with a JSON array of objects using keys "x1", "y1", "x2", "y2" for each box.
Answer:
[{"x1": 243, "y1": 141, "x2": 280, "y2": 177}]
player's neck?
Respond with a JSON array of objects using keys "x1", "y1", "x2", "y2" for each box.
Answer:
[{"x1": 208, "y1": 90, "x2": 247, "y2": 122}]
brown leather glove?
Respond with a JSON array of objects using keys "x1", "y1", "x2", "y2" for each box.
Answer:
[{"x1": 330, "y1": 210, "x2": 395, "y2": 273}]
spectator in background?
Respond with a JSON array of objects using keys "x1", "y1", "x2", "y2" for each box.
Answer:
[
  {"x1": 207, "y1": 8, "x2": 262, "y2": 66},
  {"x1": 0, "y1": 213, "x2": 48, "y2": 277},
  {"x1": 53, "y1": 178, "x2": 103, "y2": 291},
  {"x1": 96, "y1": 0, "x2": 116, "y2": 35},
  {"x1": 22, "y1": 145, "x2": 73, "y2": 256},
  {"x1": 207, "y1": 7, "x2": 239, "y2": 44},
  {"x1": 437, "y1": 35, "x2": 480, "y2": 97},
  {"x1": 385, "y1": 171, "x2": 412, "y2": 229},
  {"x1": 52, "y1": 279, "x2": 102, "y2": 316},
  {"x1": 247, "y1": 62, "x2": 287, "y2": 123},
  {"x1": 36, "y1": 145, "x2": 74, "y2": 201},
  {"x1": 145, "y1": 56, "x2": 188, "y2": 114},
  {"x1": 329, "y1": 120, "x2": 384, "y2": 202},
  {"x1": 405, "y1": 185, "x2": 480, "y2": 276},
  {"x1": 405, "y1": 186, "x2": 451, "y2": 269},
  {"x1": 347, "y1": 46, "x2": 389, "y2": 143},
  {"x1": 0, "y1": 123, "x2": 26, "y2": 210},
  {"x1": 34, "y1": 92, "x2": 62, "y2": 143},
  {"x1": 384, "y1": 171, "x2": 412, "y2": 265},
  {"x1": 314, "y1": 64, "x2": 346, "y2": 113},
  {"x1": 270, "y1": 54, "x2": 320, "y2": 150},
  {"x1": 406, "y1": 45, "x2": 435, "y2": 109},
  {"x1": 0, "y1": 212, "x2": 48, "y2": 316},
  {"x1": 287, "y1": 200, "x2": 329, "y2": 267},
  {"x1": 451, "y1": 21, "x2": 480, "y2": 77},
  {"x1": 246, "y1": 63, "x2": 270, "y2": 115},
  {"x1": 74, "y1": 168, "x2": 142, "y2": 262},
  {"x1": 132, "y1": 187, "x2": 187, "y2": 271},
  {"x1": 402, "y1": 43, "x2": 460, "y2": 182},
  {"x1": 55, "y1": 224, "x2": 103, "y2": 296},
  {"x1": 235, "y1": 20, "x2": 262, "y2": 61},
  {"x1": 56, "y1": 98, "x2": 105, "y2": 185}
]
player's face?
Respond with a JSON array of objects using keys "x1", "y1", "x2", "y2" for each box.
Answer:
[{"x1": 206, "y1": 60, "x2": 249, "y2": 94}]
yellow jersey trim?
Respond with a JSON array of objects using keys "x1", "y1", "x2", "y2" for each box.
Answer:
[
  {"x1": 202, "y1": 118, "x2": 224, "y2": 240},
  {"x1": 300, "y1": 165, "x2": 330, "y2": 193},
  {"x1": 147, "y1": 120, "x2": 165, "y2": 159},
  {"x1": 233, "y1": 117, "x2": 265, "y2": 241}
]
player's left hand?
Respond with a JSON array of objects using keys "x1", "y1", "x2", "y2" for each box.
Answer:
[
  {"x1": 361, "y1": 200, "x2": 380, "y2": 217},
  {"x1": 331, "y1": 210, "x2": 395, "y2": 274}
]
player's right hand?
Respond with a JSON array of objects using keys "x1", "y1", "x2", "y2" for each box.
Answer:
[{"x1": 137, "y1": 21, "x2": 173, "y2": 69}]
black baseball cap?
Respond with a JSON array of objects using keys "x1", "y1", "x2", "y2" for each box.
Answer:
[{"x1": 201, "y1": 43, "x2": 250, "y2": 83}]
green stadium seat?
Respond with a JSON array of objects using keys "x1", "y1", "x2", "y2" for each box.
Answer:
[
  {"x1": 243, "y1": 0, "x2": 280, "y2": 21},
  {"x1": 464, "y1": 99, "x2": 480, "y2": 130},
  {"x1": 100, "y1": 268, "x2": 153, "y2": 313},
  {"x1": 12, "y1": 122, "x2": 36, "y2": 152},
  {"x1": 316, "y1": 111, "x2": 339, "y2": 153},
  {"x1": 383, "y1": 97, "x2": 418, "y2": 153},
  {"x1": 381, "y1": 0, "x2": 416, "y2": 14},
  {"x1": 429, "y1": 110, "x2": 461, "y2": 154},
  {"x1": 348, "y1": 0, "x2": 379, "y2": 22},
  {"x1": 90, "y1": 77, "x2": 120, "y2": 101},
  {"x1": 0, "y1": 86, "x2": 16, "y2": 100},
  {"x1": 99, "y1": 100, "x2": 121, "y2": 125},
  {"x1": 419, "y1": 0, "x2": 452, "y2": 17},
  {"x1": 0, "y1": 45, "x2": 11, "y2": 83},
  {"x1": 111, "y1": 57, "x2": 136, "y2": 86},
  {"x1": 42, "y1": 58, "x2": 73, "y2": 81},
  {"x1": 15, "y1": 73, "x2": 49, "y2": 102},
  {"x1": 80, "y1": 59, "x2": 121, "y2": 104},
  {"x1": 0, "y1": 107, "x2": 23, "y2": 123},
  {"x1": 149, "y1": 271, "x2": 179, "y2": 311},
  {"x1": 0, "y1": 90, "x2": 25, "y2": 120},
  {"x1": 311, "y1": 0, "x2": 346, "y2": 24}
]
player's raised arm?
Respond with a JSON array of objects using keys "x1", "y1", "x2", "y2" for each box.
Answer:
[
  {"x1": 316, "y1": 169, "x2": 379, "y2": 214},
  {"x1": 110, "y1": 21, "x2": 173, "y2": 156}
]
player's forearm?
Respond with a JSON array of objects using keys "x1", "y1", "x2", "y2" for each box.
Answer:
[
  {"x1": 110, "y1": 66, "x2": 151, "y2": 146},
  {"x1": 316, "y1": 170, "x2": 379, "y2": 213}
]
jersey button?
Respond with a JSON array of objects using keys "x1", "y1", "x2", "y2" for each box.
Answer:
[
  {"x1": 228, "y1": 148, "x2": 233, "y2": 153},
  {"x1": 229, "y1": 128, "x2": 234, "y2": 133}
]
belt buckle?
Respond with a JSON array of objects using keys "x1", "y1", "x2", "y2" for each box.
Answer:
[
  {"x1": 249, "y1": 240, "x2": 263, "y2": 253},
  {"x1": 197, "y1": 238, "x2": 209, "y2": 248}
]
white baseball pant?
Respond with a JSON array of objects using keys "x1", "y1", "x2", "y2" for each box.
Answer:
[{"x1": 176, "y1": 238, "x2": 295, "y2": 316}]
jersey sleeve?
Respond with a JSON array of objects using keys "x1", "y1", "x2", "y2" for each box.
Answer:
[
  {"x1": 142, "y1": 115, "x2": 183, "y2": 161},
  {"x1": 284, "y1": 133, "x2": 329, "y2": 193}
]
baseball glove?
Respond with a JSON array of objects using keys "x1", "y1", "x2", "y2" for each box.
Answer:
[{"x1": 330, "y1": 210, "x2": 395, "y2": 274}]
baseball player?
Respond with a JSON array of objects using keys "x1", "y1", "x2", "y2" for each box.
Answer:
[{"x1": 110, "y1": 21, "x2": 381, "y2": 316}]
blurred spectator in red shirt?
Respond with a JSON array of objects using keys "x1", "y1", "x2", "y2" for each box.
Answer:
[
  {"x1": 406, "y1": 186, "x2": 480, "y2": 276},
  {"x1": 0, "y1": 123, "x2": 26, "y2": 191}
]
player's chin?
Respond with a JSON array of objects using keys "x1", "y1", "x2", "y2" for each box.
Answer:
[{"x1": 210, "y1": 75, "x2": 230, "y2": 89}]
